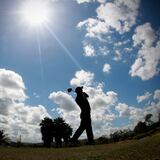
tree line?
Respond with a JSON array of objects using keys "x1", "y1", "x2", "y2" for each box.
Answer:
[
  {"x1": 0, "y1": 113, "x2": 160, "y2": 147},
  {"x1": 97, "y1": 113, "x2": 160, "y2": 144},
  {"x1": 40, "y1": 117, "x2": 72, "y2": 147}
]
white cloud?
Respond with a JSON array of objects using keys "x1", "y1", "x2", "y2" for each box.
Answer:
[
  {"x1": 76, "y1": 0, "x2": 92, "y2": 4},
  {"x1": 130, "y1": 23, "x2": 160, "y2": 80},
  {"x1": 49, "y1": 91, "x2": 78, "y2": 111},
  {"x1": 132, "y1": 23, "x2": 156, "y2": 47},
  {"x1": 115, "y1": 89, "x2": 160, "y2": 125},
  {"x1": 33, "y1": 92, "x2": 40, "y2": 98},
  {"x1": 103, "y1": 63, "x2": 111, "y2": 74},
  {"x1": 49, "y1": 91, "x2": 80, "y2": 129},
  {"x1": 99, "y1": 46, "x2": 110, "y2": 56},
  {"x1": 145, "y1": 101, "x2": 160, "y2": 122},
  {"x1": 154, "y1": 89, "x2": 160, "y2": 100},
  {"x1": 124, "y1": 47, "x2": 132, "y2": 53},
  {"x1": 0, "y1": 69, "x2": 50, "y2": 143},
  {"x1": 115, "y1": 102, "x2": 144, "y2": 125},
  {"x1": 70, "y1": 70, "x2": 94, "y2": 86},
  {"x1": 0, "y1": 98, "x2": 12, "y2": 116},
  {"x1": 8, "y1": 103, "x2": 49, "y2": 142},
  {"x1": 77, "y1": 0, "x2": 140, "y2": 40},
  {"x1": 76, "y1": 0, "x2": 106, "y2": 4},
  {"x1": 114, "y1": 39, "x2": 130, "y2": 48},
  {"x1": 97, "y1": 0, "x2": 106, "y2": 3},
  {"x1": 115, "y1": 103, "x2": 130, "y2": 117},
  {"x1": 83, "y1": 43, "x2": 96, "y2": 57},
  {"x1": 0, "y1": 68, "x2": 27, "y2": 101},
  {"x1": 115, "y1": 0, "x2": 140, "y2": 11},
  {"x1": 129, "y1": 106, "x2": 144, "y2": 122},
  {"x1": 113, "y1": 50, "x2": 122, "y2": 61},
  {"x1": 77, "y1": 18, "x2": 109, "y2": 40},
  {"x1": 137, "y1": 91, "x2": 152, "y2": 103}
]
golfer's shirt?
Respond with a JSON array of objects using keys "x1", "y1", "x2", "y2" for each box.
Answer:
[{"x1": 76, "y1": 92, "x2": 91, "y2": 118}]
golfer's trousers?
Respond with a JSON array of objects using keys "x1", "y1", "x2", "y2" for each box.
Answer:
[{"x1": 72, "y1": 117, "x2": 94, "y2": 143}]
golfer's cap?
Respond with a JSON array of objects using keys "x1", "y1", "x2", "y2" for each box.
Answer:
[{"x1": 75, "y1": 86, "x2": 83, "y2": 93}]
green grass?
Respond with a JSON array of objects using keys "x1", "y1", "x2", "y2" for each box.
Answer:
[{"x1": 0, "y1": 133, "x2": 160, "y2": 160}]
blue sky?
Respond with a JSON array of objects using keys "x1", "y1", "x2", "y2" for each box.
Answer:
[{"x1": 0, "y1": 0, "x2": 160, "y2": 142}]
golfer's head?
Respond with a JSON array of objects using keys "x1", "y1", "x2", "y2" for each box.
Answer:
[{"x1": 75, "y1": 86, "x2": 83, "y2": 94}]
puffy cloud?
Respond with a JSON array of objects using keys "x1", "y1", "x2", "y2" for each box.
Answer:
[
  {"x1": 129, "y1": 23, "x2": 160, "y2": 80},
  {"x1": 8, "y1": 103, "x2": 49, "y2": 142},
  {"x1": 85, "y1": 86, "x2": 118, "y2": 111},
  {"x1": 137, "y1": 91, "x2": 152, "y2": 103},
  {"x1": 0, "y1": 69, "x2": 50, "y2": 143},
  {"x1": 76, "y1": 0, "x2": 106, "y2": 4},
  {"x1": 115, "y1": 102, "x2": 144, "y2": 125},
  {"x1": 103, "y1": 63, "x2": 111, "y2": 74},
  {"x1": 0, "y1": 68, "x2": 27, "y2": 101},
  {"x1": 132, "y1": 23, "x2": 156, "y2": 47},
  {"x1": 97, "y1": 0, "x2": 106, "y2": 3},
  {"x1": 0, "y1": 98, "x2": 12, "y2": 116},
  {"x1": 49, "y1": 91, "x2": 77, "y2": 111},
  {"x1": 129, "y1": 106, "x2": 144, "y2": 123},
  {"x1": 49, "y1": 91, "x2": 80, "y2": 129},
  {"x1": 115, "y1": 89, "x2": 160, "y2": 125},
  {"x1": 76, "y1": 0, "x2": 92, "y2": 4},
  {"x1": 0, "y1": 103, "x2": 49, "y2": 143},
  {"x1": 154, "y1": 89, "x2": 160, "y2": 101},
  {"x1": 70, "y1": 70, "x2": 94, "y2": 86},
  {"x1": 77, "y1": 0, "x2": 140, "y2": 39},
  {"x1": 115, "y1": 103, "x2": 130, "y2": 117},
  {"x1": 77, "y1": 18, "x2": 109, "y2": 40},
  {"x1": 83, "y1": 43, "x2": 96, "y2": 57}
]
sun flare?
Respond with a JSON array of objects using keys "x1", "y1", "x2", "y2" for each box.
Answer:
[{"x1": 21, "y1": 0, "x2": 50, "y2": 27}]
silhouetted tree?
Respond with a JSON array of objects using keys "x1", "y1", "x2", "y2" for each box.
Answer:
[
  {"x1": 110, "y1": 129, "x2": 134, "y2": 142},
  {"x1": 134, "y1": 121, "x2": 147, "y2": 134},
  {"x1": 40, "y1": 117, "x2": 72, "y2": 148},
  {"x1": 156, "y1": 113, "x2": 160, "y2": 127},
  {"x1": 145, "y1": 114, "x2": 153, "y2": 126},
  {"x1": 0, "y1": 130, "x2": 8, "y2": 145},
  {"x1": 97, "y1": 136, "x2": 109, "y2": 144},
  {"x1": 40, "y1": 117, "x2": 54, "y2": 148},
  {"x1": 53, "y1": 117, "x2": 72, "y2": 147},
  {"x1": 110, "y1": 131, "x2": 121, "y2": 142}
]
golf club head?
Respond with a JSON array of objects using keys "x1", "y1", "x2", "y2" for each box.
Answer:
[{"x1": 67, "y1": 88, "x2": 73, "y2": 93}]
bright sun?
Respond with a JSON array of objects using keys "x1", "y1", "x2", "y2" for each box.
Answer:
[{"x1": 21, "y1": 0, "x2": 50, "y2": 27}]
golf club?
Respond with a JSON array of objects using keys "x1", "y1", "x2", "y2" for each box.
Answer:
[{"x1": 67, "y1": 88, "x2": 73, "y2": 93}]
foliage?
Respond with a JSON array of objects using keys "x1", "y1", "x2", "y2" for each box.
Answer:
[
  {"x1": 0, "y1": 130, "x2": 9, "y2": 145},
  {"x1": 40, "y1": 117, "x2": 72, "y2": 148},
  {"x1": 53, "y1": 117, "x2": 72, "y2": 147},
  {"x1": 40, "y1": 117, "x2": 54, "y2": 148},
  {"x1": 110, "y1": 129, "x2": 134, "y2": 142},
  {"x1": 108, "y1": 113, "x2": 160, "y2": 144},
  {"x1": 96, "y1": 136, "x2": 110, "y2": 144},
  {"x1": 145, "y1": 113, "x2": 153, "y2": 126},
  {"x1": 134, "y1": 121, "x2": 147, "y2": 134}
]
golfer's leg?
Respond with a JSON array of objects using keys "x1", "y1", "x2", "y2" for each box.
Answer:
[
  {"x1": 86, "y1": 119, "x2": 94, "y2": 144},
  {"x1": 71, "y1": 120, "x2": 85, "y2": 141}
]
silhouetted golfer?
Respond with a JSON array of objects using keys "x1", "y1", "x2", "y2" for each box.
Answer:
[{"x1": 70, "y1": 86, "x2": 94, "y2": 145}]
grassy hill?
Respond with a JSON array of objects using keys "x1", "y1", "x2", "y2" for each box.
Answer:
[{"x1": 0, "y1": 132, "x2": 160, "y2": 160}]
